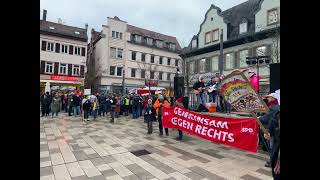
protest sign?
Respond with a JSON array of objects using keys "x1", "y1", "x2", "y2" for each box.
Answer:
[
  {"x1": 162, "y1": 106, "x2": 259, "y2": 153},
  {"x1": 218, "y1": 71, "x2": 269, "y2": 113}
]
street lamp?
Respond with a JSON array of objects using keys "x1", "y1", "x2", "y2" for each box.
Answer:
[{"x1": 246, "y1": 55, "x2": 271, "y2": 94}]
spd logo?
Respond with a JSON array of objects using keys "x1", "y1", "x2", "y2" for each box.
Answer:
[{"x1": 241, "y1": 128, "x2": 253, "y2": 133}]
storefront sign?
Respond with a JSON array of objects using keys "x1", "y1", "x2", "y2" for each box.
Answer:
[
  {"x1": 50, "y1": 75, "x2": 80, "y2": 81},
  {"x1": 162, "y1": 106, "x2": 259, "y2": 153},
  {"x1": 145, "y1": 81, "x2": 158, "y2": 86}
]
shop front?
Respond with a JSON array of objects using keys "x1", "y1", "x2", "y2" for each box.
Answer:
[{"x1": 40, "y1": 74, "x2": 84, "y2": 95}]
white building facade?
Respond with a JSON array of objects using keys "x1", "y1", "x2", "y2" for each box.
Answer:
[
  {"x1": 40, "y1": 10, "x2": 88, "y2": 94},
  {"x1": 181, "y1": 0, "x2": 280, "y2": 98},
  {"x1": 87, "y1": 16, "x2": 182, "y2": 95}
]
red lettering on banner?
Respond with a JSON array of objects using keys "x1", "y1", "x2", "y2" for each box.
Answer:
[
  {"x1": 162, "y1": 106, "x2": 258, "y2": 153},
  {"x1": 50, "y1": 75, "x2": 80, "y2": 81}
]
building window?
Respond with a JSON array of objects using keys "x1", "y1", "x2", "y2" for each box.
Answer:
[
  {"x1": 212, "y1": 29, "x2": 219, "y2": 42},
  {"x1": 47, "y1": 42, "x2": 54, "y2": 51},
  {"x1": 110, "y1": 47, "x2": 116, "y2": 58},
  {"x1": 110, "y1": 66, "x2": 115, "y2": 75},
  {"x1": 75, "y1": 46, "x2": 81, "y2": 56},
  {"x1": 45, "y1": 62, "x2": 54, "y2": 74},
  {"x1": 117, "y1": 48, "x2": 123, "y2": 59},
  {"x1": 225, "y1": 53, "x2": 234, "y2": 69},
  {"x1": 131, "y1": 51, "x2": 136, "y2": 60},
  {"x1": 169, "y1": 44, "x2": 176, "y2": 51},
  {"x1": 141, "y1": 69, "x2": 145, "y2": 78},
  {"x1": 192, "y1": 39, "x2": 197, "y2": 49},
  {"x1": 119, "y1": 33, "x2": 123, "y2": 40},
  {"x1": 159, "y1": 72, "x2": 163, "y2": 80},
  {"x1": 72, "y1": 65, "x2": 80, "y2": 76},
  {"x1": 150, "y1": 71, "x2": 154, "y2": 79},
  {"x1": 112, "y1": 31, "x2": 122, "y2": 39},
  {"x1": 147, "y1": 38, "x2": 153, "y2": 45},
  {"x1": 156, "y1": 40, "x2": 163, "y2": 48},
  {"x1": 116, "y1": 32, "x2": 119, "y2": 39},
  {"x1": 211, "y1": 56, "x2": 219, "y2": 72},
  {"x1": 167, "y1": 58, "x2": 171, "y2": 66},
  {"x1": 59, "y1": 63, "x2": 67, "y2": 75},
  {"x1": 205, "y1": 32, "x2": 211, "y2": 44},
  {"x1": 199, "y1": 59, "x2": 206, "y2": 72},
  {"x1": 239, "y1": 49, "x2": 249, "y2": 68},
  {"x1": 134, "y1": 35, "x2": 142, "y2": 43},
  {"x1": 175, "y1": 59, "x2": 179, "y2": 66},
  {"x1": 117, "y1": 67, "x2": 123, "y2": 76},
  {"x1": 167, "y1": 73, "x2": 171, "y2": 81},
  {"x1": 112, "y1": 31, "x2": 115, "y2": 38},
  {"x1": 189, "y1": 61, "x2": 195, "y2": 74},
  {"x1": 267, "y1": 8, "x2": 279, "y2": 25},
  {"x1": 151, "y1": 55, "x2": 154, "y2": 63},
  {"x1": 256, "y1": 46, "x2": 266, "y2": 56},
  {"x1": 141, "y1": 53, "x2": 145, "y2": 62},
  {"x1": 159, "y1": 56, "x2": 163, "y2": 64},
  {"x1": 131, "y1": 68, "x2": 136, "y2": 77},
  {"x1": 239, "y1": 22, "x2": 247, "y2": 34},
  {"x1": 61, "y1": 44, "x2": 68, "y2": 54}
]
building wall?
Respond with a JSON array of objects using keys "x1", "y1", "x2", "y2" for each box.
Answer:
[
  {"x1": 40, "y1": 34, "x2": 87, "y2": 66},
  {"x1": 255, "y1": 0, "x2": 280, "y2": 32},
  {"x1": 198, "y1": 8, "x2": 227, "y2": 48}
]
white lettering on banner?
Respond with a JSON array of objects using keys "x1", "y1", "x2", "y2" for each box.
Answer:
[
  {"x1": 193, "y1": 124, "x2": 234, "y2": 142},
  {"x1": 171, "y1": 117, "x2": 194, "y2": 131},
  {"x1": 241, "y1": 128, "x2": 253, "y2": 133},
  {"x1": 228, "y1": 134, "x2": 235, "y2": 142},
  {"x1": 173, "y1": 107, "x2": 229, "y2": 129}
]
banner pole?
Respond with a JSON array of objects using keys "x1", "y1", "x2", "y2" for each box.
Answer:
[{"x1": 251, "y1": 112, "x2": 268, "y2": 134}]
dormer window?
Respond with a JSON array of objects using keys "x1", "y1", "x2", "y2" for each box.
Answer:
[
  {"x1": 49, "y1": 26, "x2": 55, "y2": 30},
  {"x1": 146, "y1": 38, "x2": 153, "y2": 45},
  {"x1": 134, "y1": 35, "x2": 141, "y2": 43},
  {"x1": 75, "y1": 31, "x2": 80, "y2": 35},
  {"x1": 156, "y1": 40, "x2": 163, "y2": 48},
  {"x1": 169, "y1": 43, "x2": 176, "y2": 51},
  {"x1": 239, "y1": 22, "x2": 247, "y2": 34}
]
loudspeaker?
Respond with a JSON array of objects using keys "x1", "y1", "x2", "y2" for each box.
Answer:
[
  {"x1": 269, "y1": 63, "x2": 280, "y2": 93},
  {"x1": 174, "y1": 76, "x2": 185, "y2": 98}
]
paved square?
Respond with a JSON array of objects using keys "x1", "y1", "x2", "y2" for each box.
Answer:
[{"x1": 40, "y1": 114, "x2": 272, "y2": 180}]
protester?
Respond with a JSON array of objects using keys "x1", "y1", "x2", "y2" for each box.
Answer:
[
  {"x1": 82, "y1": 95, "x2": 91, "y2": 121},
  {"x1": 264, "y1": 111, "x2": 280, "y2": 180},
  {"x1": 64, "y1": 94, "x2": 68, "y2": 112},
  {"x1": 129, "y1": 94, "x2": 133, "y2": 114},
  {"x1": 115, "y1": 95, "x2": 121, "y2": 118},
  {"x1": 73, "y1": 93, "x2": 81, "y2": 117},
  {"x1": 144, "y1": 99, "x2": 156, "y2": 134},
  {"x1": 110, "y1": 95, "x2": 116, "y2": 123},
  {"x1": 60, "y1": 93, "x2": 65, "y2": 111},
  {"x1": 98, "y1": 93, "x2": 107, "y2": 117},
  {"x1": 132, "y1": 94, "x2": 140, "y2": 119},
  {"x1": 68, "y1": 92, "x2": 74, "y2": 116},
  {"x1": 174, "y1": 97, "x2": 184, "y2": 140},
  {"x1": 41, "y1": 92, "x2": 52, "y2": 117},
  {"x1": 51, "y1": 94, "x2": 61, "y2": 117},
  {"x1": 123, "y1": 95, "x2": 129, "y2": 116},
  {"x1": 139, "y1": 95, "x2": 143, "y2": 117},
  {"x1": 90, "y1": 96, "x2": 98, "y2": 120},
  {"x1": 154, "y1": 94, "x2": 170, "y2": 136}
]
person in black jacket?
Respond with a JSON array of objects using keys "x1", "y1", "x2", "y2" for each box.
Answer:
[
  {"x1": 144, "y1": 99, "x2": 156, "y2": 134},
  {"x1": 98, "y1": 93, "x2": 107, "y2": 116},
  {"x1": 73, "y1": 94, "x2": 81, "y2": 117},
  {"x1": 82, "y1": 96, "x2": 92, "y2": 121},
  {"x1": 264, "y1": 111, "x2": 280, "y2": 180},
  {"x1": 193, "y1": 76, "x2": 206, "y2": 106}
]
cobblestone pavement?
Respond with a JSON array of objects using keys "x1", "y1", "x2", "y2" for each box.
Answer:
[{"x1": 40, "y1": 113, "x2": 273, "y2": 180}]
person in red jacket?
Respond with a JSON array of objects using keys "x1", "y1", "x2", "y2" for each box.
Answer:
[{"x1": 154, "y1": 95, "x2": 170, "y2": 136}]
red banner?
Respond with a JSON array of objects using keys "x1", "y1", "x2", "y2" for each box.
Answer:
[{"x1": 162, "y1": 106, "x2": 259, "y2": 153}]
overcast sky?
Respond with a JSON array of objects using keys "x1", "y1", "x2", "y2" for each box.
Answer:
[{"x1": 40, "y1": 0, "x2": 247, "y2": 47}]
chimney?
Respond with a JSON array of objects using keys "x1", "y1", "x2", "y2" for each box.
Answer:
[
  {"x1": 85, "y1": 23, "x2": 88, "y2": 31},
  {"x1": 43, "y1": 9, "x2": 47, "y2": 21}
]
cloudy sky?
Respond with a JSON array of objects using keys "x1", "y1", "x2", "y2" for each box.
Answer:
[{"x1": 40, "y1": 0, "x2": 247, "y2": 47}]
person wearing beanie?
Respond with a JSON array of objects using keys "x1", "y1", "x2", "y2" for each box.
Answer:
[{"x1": 154, "y1": 94, "x2": 170, "y2": 136}]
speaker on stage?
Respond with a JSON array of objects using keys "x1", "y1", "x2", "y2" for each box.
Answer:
[
  {"x1": 270, "y1": 63, "x2": 280, "y2": 93},
  {"x1": 174, "y1": 76, "x2": 185, "y2": 98}
]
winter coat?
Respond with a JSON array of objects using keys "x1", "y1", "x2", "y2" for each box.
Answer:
[
  {"x1": 115, "y1": 98, "x2": 121, "y2": 112},
  {"x1": 82, "y1": 99, "x2": 91, "y2": 111},
  {"x1": 153, "y1": 99, "x2": 170, "y2": 115},
  {"x1": 73, "y1": 95, "x2": 81, "y2": 107},
  {"x1": 144, "y1": 105, "x2": 156, "y2": 122},
  {"x1": 51, "y1": 97, "x2": 61, "y2": 113}
]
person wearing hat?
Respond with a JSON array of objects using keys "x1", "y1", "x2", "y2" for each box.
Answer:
[
  {"x1": 193, "y1": 76, "x2": 206, "y2": 106},
  {"x1": 154, "y1": 94, "x2": 170, "y2": 136},
  {"x1": 247, "y1": 70, "x2": 260, "y2": 93},
  {"x1": 144, "y1": 99, "x2": 156, "y2": 134}
]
